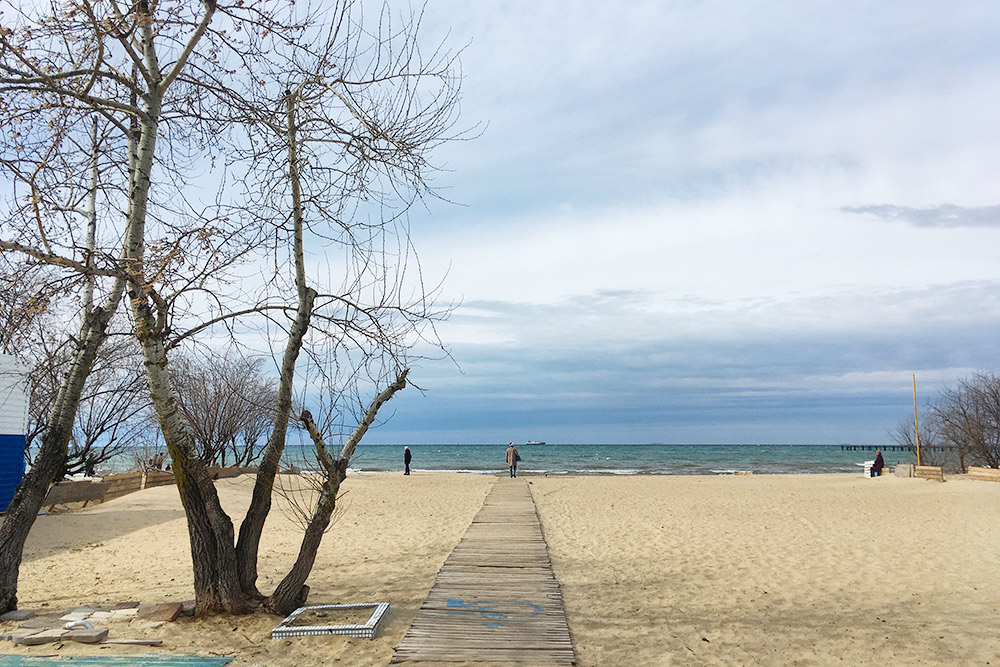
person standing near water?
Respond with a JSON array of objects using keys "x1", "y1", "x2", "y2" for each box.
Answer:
[
  {"x1": 404, "y1": 446, "x2": 412, "y2": 475},
  {"x1": 506, "y1": 442, "x2": 519, "y2": 478}
]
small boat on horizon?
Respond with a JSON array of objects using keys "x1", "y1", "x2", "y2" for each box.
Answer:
[{"x1": 525, "y1": 440, "x2": 546, "y2": 445}]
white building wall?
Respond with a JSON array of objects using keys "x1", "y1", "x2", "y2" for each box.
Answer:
[{"x1": 0, "y1": 354, "x2": 29, "y2": 436}]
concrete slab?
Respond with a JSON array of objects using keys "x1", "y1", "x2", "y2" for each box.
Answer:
[
  {"x1": 0, "y1": 609, "x2": 37, "y2": 622},
  {"x1": 60, "y1": 611, "x2": 92, "y2": 622},
  {"x1": 14, "y1": 628, "x2": 66, "y2": 645},
  {"x1": 65, "y1": 605, "x2": 100, "y2": 614},
  {"x1": 109, "y1": 607, "x2": 139, "y2": 618},
  {"x1": 66, "y1": 627, "x2": 109, "y2": 643},
  {"x1": 17, "y1": 616, "x2": 61, "y2": 629},
  {"x1": 110, "y1": 601, "x2": 140, "y2": 610},
  {"x1": 137, "y1": 602, "x2": 182, "y2": 623}
]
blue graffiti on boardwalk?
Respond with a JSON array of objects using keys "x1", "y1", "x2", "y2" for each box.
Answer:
[{"x1": 446, "y1": 599, "x2": 544, "y2": 628}]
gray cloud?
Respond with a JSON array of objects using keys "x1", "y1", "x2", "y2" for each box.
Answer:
[
  {"x1": 379, "y1": 280, "x2": 1000, "y2": 444},
  {"x1": 842, "y1": 204, "x2": 1000, "y2": 228}
]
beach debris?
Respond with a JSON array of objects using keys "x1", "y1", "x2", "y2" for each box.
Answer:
[
  {"x1": 102, "y1": 637, "x2": 165, "y2": 646},
  {"x1": 271, "y1": 602, "x2": 390, "y2": 640},
  {"x1": 0, "y1": 598, "x2": 187, "y2": 648}
]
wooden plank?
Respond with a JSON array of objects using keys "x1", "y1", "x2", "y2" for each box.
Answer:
[{"x1": 390, "y1": 478, "x2": 576, "y2": 665}]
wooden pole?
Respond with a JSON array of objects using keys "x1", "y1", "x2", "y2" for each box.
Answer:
[{"x1": 912, "y1": 374, "x2": 922, "y2": 466}]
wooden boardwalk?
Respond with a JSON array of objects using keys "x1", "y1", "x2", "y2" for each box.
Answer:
[{"x1": 391, "y1": 478, "x2": 576, "y2": 665}]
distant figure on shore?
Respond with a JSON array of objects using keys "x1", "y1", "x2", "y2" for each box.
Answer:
[
  {"x1": 871, "y1": 450, "x2": 884, "y2": 477},
  {"x1": 404, "y1": 446, "x2": 412, "y2": 476},
  {"x1": 151, "y1": 452, "x2": 165, "y2": 470},
  {"x1": 506, "y1": 442, "x2": 519, "y2": 478}
]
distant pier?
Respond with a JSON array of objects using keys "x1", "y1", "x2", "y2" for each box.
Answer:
[{"x1": 839, "y1": 444, "x2": 955, "y2": 452}]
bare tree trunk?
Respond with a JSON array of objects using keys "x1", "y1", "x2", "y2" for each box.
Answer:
[
  {"x1": 233, "y1": 287, "x2": 313, "y2": 596},
  {"x1": 134, "y1": 311, "x2": 253, "y2": 614},
  {"x1": 124, "y1": 43, "x2": 252, "y2": 612},
  {"x1": 235, "y1": 89, "x2": 315, "y2": 596},
  {"x1": 265, "y1": 370, "x2": 408, "y2": 615}
]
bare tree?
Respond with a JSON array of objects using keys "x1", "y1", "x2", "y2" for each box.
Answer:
[
  {"x1": 1, "y1": 0, "x2": 462, "y2": 617},
  {"x1": 0, "y1": 63, "x2": 131, "y2": 615},
  {"x1": 65, "y1": 337, "x2": 149, "y2": 477},
  {"x1": 0, "y1": 0, "x2": 218, "y2": 613},
  {"x1": 931, "y1": 372, "x2": 1000, "y2": 469},
  {"x1": 22, "y1": 330, "x2": 148, "y2": 478},
  {"x1": 170, "y1": 351, "x2": 277, "y2": 467},
  {"x1": 890, "y1": 416, "x2": 948, "y2": 468}
]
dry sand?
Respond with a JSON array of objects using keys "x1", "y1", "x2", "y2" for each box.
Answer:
[
  {"x1": 532, "y1": 474, "x2": 1000, "y2": 666},
  {"x1": 4, "y1": 471, "x2": 999, "y2": 665}
]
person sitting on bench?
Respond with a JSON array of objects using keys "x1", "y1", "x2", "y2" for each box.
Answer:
[{"x1": 871, "y1": 450, "x2": 884, "y2": 477}]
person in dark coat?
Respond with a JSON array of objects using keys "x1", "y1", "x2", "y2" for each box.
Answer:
[
  {"x1": 871, "y1": 450, "x2": 884, "y2": 477},
  {"x1": 404, "y1": 446, "x2": 412, "y2": 475}
]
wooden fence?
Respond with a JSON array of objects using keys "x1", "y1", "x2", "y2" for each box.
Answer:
[{"x1": 43, "y1": 467, "x2": 256, "y2": 509}]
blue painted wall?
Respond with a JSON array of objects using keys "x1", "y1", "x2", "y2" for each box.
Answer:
[{"x1": 0, "y1": 433, "x2": 26, "y2": 511}]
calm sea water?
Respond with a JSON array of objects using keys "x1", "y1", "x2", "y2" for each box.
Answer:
[{"x1": 273, "y1": 443, "x2": 915, "y2": 476}]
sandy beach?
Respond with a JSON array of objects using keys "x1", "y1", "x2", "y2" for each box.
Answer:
[{"x1": 4, "y1": 471, "x2": 999, "y2": 665}]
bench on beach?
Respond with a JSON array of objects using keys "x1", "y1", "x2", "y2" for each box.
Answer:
[
  {"x1": 914, "y1": 465, "x2": 944, "y2": 482},
  {"x1": 968, "y1": 466, "x2": 1000, "y2": 482}
]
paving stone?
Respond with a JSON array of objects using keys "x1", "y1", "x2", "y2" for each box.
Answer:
[
  {"x1": 89, "y1": 611, "x2": 113, "y2": 620},
  {"x1": 0, "y1": 609, "x2": 37, "y2": 622},
  {"x1": 109, "y1": 607, "x2": 139, "y2": 618},
  {"x1": 65, "y1": 606, "x2": 99, "y2": 615},
  {"x1": 136, "y1": 602, "x2": 182, "y2": 623},
  {"x1": 110, "y1": 601, "x2": 140, "y2": 610},
  {"x1": 18, "y1": 616, "x2": 61, "y2": 629},
  {"x1": 14, "y1": 628, "x2": 66, "y2": 645},
  {"x1": 60, "y1": 611, "x2": 92, "y2": 622},
  {"x1": 66, "y1": 627, "x2": 109, "y2": 644}
]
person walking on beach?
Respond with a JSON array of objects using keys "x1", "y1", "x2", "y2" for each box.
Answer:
[
  {"x1": 404, "y1": 446, "x2": 412, "y2": 475},
  {"x1": 506, "y1": 442, "x2": 519, "y2": 478}
]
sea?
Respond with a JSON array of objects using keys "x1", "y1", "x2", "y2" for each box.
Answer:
[{"x1": 272, "y1": 443, "x2": 914, "y2": 476}]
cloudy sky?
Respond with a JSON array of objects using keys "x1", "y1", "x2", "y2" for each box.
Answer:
[{"x1": 365, "y1": 1, "x2": 1000, "y2": 444}]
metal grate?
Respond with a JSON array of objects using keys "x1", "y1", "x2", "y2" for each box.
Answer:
[{"x1": 270, "y1": 602, "x2": 390, "y2": 640}]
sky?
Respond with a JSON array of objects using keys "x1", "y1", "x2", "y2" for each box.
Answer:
[
  {"x1": 3, "y1": 2, "x2": 997, "y2": 448},
  {"x1": 353, "y1": 0, "x2": 1000, "y2": 445}
]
